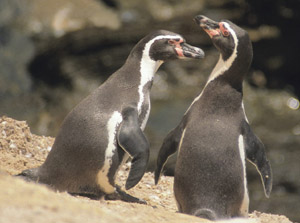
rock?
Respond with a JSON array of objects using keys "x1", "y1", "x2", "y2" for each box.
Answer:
[
  {"x1": 0, "y1": 0, "x2": 34, "y2": 99},
  {"x1": 22, "y1": 0, "x2": 120, "y2": 36}
]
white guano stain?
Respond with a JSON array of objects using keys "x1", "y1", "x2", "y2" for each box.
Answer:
[
  {"x1": 185, "y1": 22, "x2": 239, "y2": 114},
  {"x1": 97, "y1": 111, "x2": 123, "y2": 194},
  {"x1": 238, "y1": 135, "x2": 249, "y2": 216}
]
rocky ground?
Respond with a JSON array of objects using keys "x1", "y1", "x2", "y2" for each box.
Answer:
[{"x1": 0, "y1": 116, "x2": 294, "y2": 223}]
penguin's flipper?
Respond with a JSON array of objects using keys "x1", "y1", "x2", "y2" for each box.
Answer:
[
  {"x1": 117, "y1": 105, "x2": 150, "y2": 190},
  {"x1": 154, "y1": 122, "x2": 184, "y2": 185},
  {"x1": 241, "y1": 120, "x2": 272, "y2": 197}
]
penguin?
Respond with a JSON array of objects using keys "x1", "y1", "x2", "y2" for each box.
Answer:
[
  {"x1": 17, "y1": 30, "x2": 204, "y2": 203},
  {"x1": 155, "y1": 16, "x2": 272, "y2": 219}
]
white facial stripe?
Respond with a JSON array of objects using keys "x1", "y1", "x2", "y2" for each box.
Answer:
[
  {"x1": 97, "y1": 111, "x2": 122, "y2": 194},
  {"x1": 184, "y1": 22, "x2": 239, "y2": 115},
  {"x1": 138, "y1": 35, "x2": 181, "y2": 119},
  {"x1": 149, "y1": 35, "x2": 183, "y2": 43},
  {"x1": 223, "y1": 22, "x2": 231, "y2": 30},
  {"x1": 238, "y1": 135, "x2": 249, "y2": 216}
]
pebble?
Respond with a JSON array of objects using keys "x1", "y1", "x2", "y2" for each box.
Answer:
[
  {"x1": 2, "y1": 130, "x2": 6, "y2": 137},
  {"x1": 9, "y1": 143, "x2": 17, "y2": 149},
  {"x1": 149, "y1": 195, "x2": 160, "y2": 201},
  {"x1": 25, "y1": 153, "x2": 33, "y2": 158}
]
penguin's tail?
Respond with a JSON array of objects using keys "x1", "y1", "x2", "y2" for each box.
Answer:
[
  {"x1": 193, "y1": 208, "x2": 217, "y2": 221},
  {"x1": 216, "y1": 218, "x2": 257, "y2": 223},
  {"x1": 193, "y1": 209, "x2": 257, "y2": 223},
  {"x1": 16, "y1": 168, "x2": 40, "y2": 182}
]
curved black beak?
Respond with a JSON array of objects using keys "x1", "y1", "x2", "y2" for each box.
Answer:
[
  {"x1": 176, "y1": 42, "x2": 205, "y2": 59},
  {"x1": 194, "y1": 15, "x2": 221, "y2": 38}
]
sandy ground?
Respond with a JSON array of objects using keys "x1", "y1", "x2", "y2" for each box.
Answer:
[{"x1": 0, "y1": 116, "x2": 294, "y2": 223}]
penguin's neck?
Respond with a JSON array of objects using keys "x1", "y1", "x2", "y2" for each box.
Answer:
[
  {"x1": 139, "y1": 54, "x2": 163, "y2": 88},
  {"x1": 207, "y1": 34, "x2": 252, "y2": 91},
  {"x1": 118, "y1": 52, "x2": 162, "y2": 88},
  {"x1": 201, "y1": 54, "x2": 247, "y2": 105},
  {"x1": 195, "y1": 49, "x2": 253, "y2": 114},
  {"x1": 207, "y1": 54, "x2": 237, "y2": 85},
  {"x1": 136, "y1": 49, "x2": 163, "y2": 113},
  {"x1": 185, "y1": 50, "x2": 249, "y2": 115},
  {"x1": 208, "y1": 56, "x2": 242, "y2": 91}
]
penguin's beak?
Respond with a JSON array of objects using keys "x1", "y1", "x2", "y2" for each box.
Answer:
[
  {"x1": 194, "y1": 15, "x2": 221, "y2": 38},
  {"x1": 175, "y1": 42, "x2": 205, "y2": 59}
]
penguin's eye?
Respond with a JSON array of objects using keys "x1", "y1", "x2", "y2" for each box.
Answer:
[
  {"x1": 168, "y1": 39, "x2": 177, "y2": 45},
  {"x1": 222, "y1": 30, "x2": 230, "y2": 37},
  {"x1": 168, "y1": 39, "x2": 184, "y2": 46},
  {"x1": 220, "y1": 23, "x2": 230, "y2": 37}
]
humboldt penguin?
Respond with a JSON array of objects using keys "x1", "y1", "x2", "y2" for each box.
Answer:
[
  {"x1": 155, "y1": 16, "x2": 272, "y2": 219},
  {"x1": 18, "y1": 30, "x2": 204, "y2": 203}
]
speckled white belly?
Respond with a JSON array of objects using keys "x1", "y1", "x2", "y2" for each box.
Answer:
[{"x1": 97, "y1": 111, "x2": 122, "y2": 194}]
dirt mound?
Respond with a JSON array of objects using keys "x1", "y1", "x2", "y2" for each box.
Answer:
[
  {"x1": 0, "y1": 116, "x2": 293, "y2": 223},
  {"x1": 0, "y1": 116, "x2": 54, "y2": 175}
]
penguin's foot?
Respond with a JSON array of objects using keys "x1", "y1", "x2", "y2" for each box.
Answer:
[
  {"x1": 69, "y1": 192, "x2": 103, "y2": 200},
  {"x1": 105, "y1": 186, "x2": 147, "y2": 204},
  {"x1": 69, "y1": 186, "x2": 106, "y2": 200}
]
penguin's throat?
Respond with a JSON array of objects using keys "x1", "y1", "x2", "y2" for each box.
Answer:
[
  {"x1": 140, "y1": 58, "x2": 163, "y2": 83},
  {"x1": 137, "y1": 57, "x2": 163, "y2": 113},
  {"x1": 208, "y1": 55, "x2": 235, "y2": 82}
]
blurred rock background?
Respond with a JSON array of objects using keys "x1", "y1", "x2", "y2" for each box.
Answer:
[{"x1": 0, "y1": 0, "x2": 299, "y2": 221}]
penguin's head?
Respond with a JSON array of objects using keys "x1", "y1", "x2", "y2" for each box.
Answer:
[
  {"x1": 194, "y1": 15, "x2": 251, "y2": 61},
  {"x1": 148, "y1": 30, "x2": 205, "y2": 61},
  {"x1": 133, "y1": 30, "x2": 205, "y2": 62}
]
